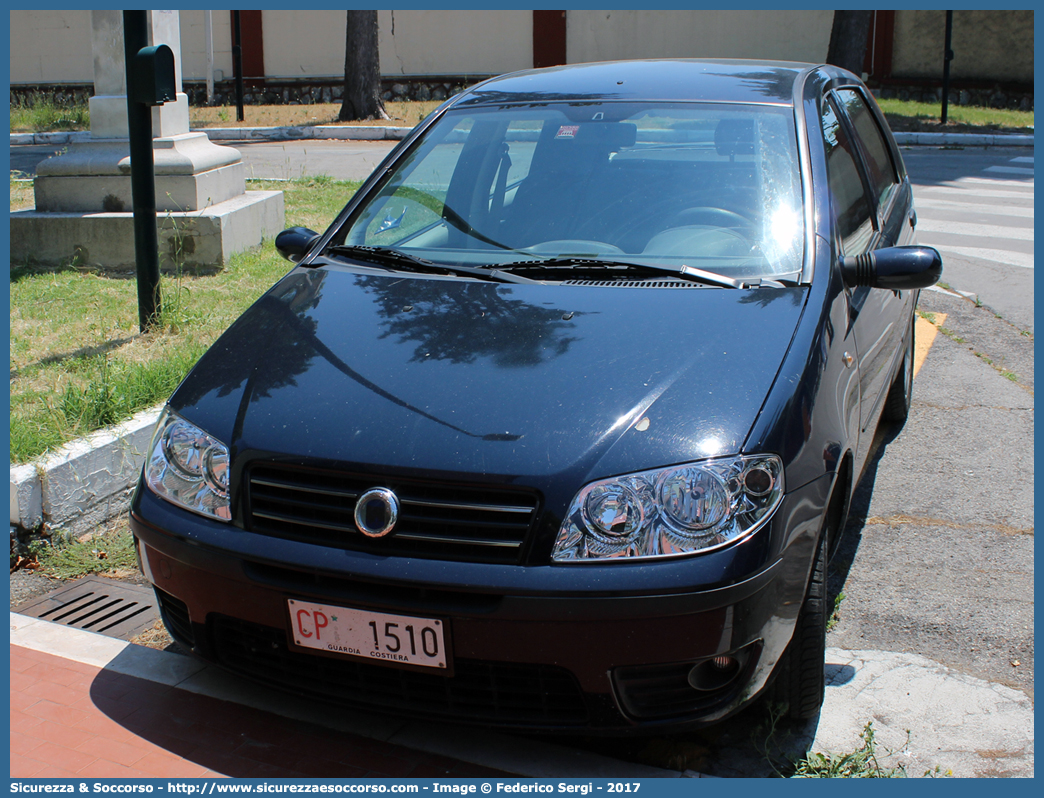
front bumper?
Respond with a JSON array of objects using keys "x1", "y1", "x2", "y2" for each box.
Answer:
[{"x1": 130, "y1": 476, "x2": 828, "y2": 732}]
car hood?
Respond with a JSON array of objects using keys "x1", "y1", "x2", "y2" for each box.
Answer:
[{"x1": 171, "y1": 267, "x2": 807, "y2": 498}]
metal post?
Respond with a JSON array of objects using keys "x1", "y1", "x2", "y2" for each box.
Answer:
[
  {"x1": 204, "y1": 10, "x2": 214, "y2": 105},
  {"x1": 123, "y1": 10, "x2": 161, "y2": 332},
  {"x1": 941, "y1": 10, "x2": 954, "y2": 124},
  {"x1": 232, "y1": 10, "x2": 245, "y2": 121}
]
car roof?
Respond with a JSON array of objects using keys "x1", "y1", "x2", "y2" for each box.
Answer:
[{"x1": 453, "y1": 59, "x2": 817, "y2": 108}]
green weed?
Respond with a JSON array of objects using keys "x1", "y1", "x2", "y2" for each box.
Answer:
[
  {"x1": 34, "y1": 527, "x2": 138, "y2": 580},
  {"x1": 827, "y1": 591, "x2": 846, "y2": 632},
  {"x1": 917, "y1": 310, "x2": 937, "y2": 324},
  {"x1": 792, "y1": 723, "x2": 909, "y2": 777}
]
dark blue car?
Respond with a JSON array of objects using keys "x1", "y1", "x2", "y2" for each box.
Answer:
[{"x1": 131, "y1": 60, "x2": 940, "y2": 731}]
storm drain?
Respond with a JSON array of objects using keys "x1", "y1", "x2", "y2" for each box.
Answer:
[{"x1": 14, "y1": 575, "x2": 160, "y2": 641}]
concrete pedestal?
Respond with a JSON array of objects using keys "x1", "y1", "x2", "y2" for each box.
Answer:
[
  {"x1": 10, "y1": 190, "x2": 284, "y2": 273},
  {"x1": 33, "y1": 133, "x2": 246, "y2": 213},
  {"x1": 12, "y1": 10, "x2": 285, "y2": 274}
]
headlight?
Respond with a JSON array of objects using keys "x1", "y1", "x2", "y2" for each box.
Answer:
[
  {"x1": 144, "y1": 407, "x2": 232, "y2": 522},
  {"x1": 552, "y1": 455, "x2": 783, "y2": 562}
]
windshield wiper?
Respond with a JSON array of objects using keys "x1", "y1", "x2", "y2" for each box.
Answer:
[
  {"x1": 490, "y1": 257, "x2": 753, "y2": 289},
  {"x1": 325, "y1": 245, "x2": 543, "y2": 285}
]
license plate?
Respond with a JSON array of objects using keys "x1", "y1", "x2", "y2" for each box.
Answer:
[{"x1": 287, "y1": 599, "x2": 449, "y2": 671}]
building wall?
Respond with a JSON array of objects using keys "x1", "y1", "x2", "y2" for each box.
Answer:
[
  {"x1": 891, "y1": 10, "x2": 1033, "y2": 84},
  {"x1": 260, "y1": 10, "x2": 342, "y2": 79},
  {"x1": 9, "y1": 9, "x2": 93, "y2": 84},
  {"x1": 9, "y1": 9, "x2": 1034, "y2": 88},
  {"x1": 178, "y1": 10, "x2": 234, "y2": 82},
  {"x1": 566, "y1": 9, "x2": 834, "y2": 65},
  {"x1": 377, "y1": 10, "x2": 532, "y2": 76}
]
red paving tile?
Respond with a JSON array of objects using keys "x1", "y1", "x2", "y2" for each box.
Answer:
[
  {"x1": 130, "y1": 751, "x2": 211, "y2": 778},
  {"x1": 29, "y1": 741, "x2": 100, "y2": 773},
  {"x1": 25, "y1": 699, "x2": 92, "y2": 728},
  {"x1": 10, "y1": 751, "x2": 48, "y2": 777},
  {"x1": 75, "y1": 734, "x2": 151, "y2": 768},
  {"x1": 10, "y1": 731, "x2": 45, "y2": 757},
  {"x1": 21, "y1": 718, "x2": 96, "y2": 750},
  {"x1": 10, "y1": 706, "x2": 46, "y2": 731},
  {"x1": 10, "y1": 645, "x2": 512, "y2": 779}
]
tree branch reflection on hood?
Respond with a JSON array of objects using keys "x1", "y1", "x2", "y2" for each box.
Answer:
[{"x1": 357, "y1": 276, "x2": 583, "y2": 367}]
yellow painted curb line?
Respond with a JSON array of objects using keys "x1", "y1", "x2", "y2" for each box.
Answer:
[{"x1": 914, "y1": 313, "x2": 945, "y2": 379}]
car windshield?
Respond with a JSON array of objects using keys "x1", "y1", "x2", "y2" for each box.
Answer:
[{"x1": 336, "y1": 101, "x2": 804, "y2": 281}]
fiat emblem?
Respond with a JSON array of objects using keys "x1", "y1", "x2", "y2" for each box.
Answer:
[{"x1": 354, "y1": 488, "x2": 399, "y2": 538}]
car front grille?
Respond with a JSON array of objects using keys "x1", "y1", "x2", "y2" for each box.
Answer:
[
  {"x1": 245, "y1": 463, "x2": 540, "y2": 564},
  {"x1": 210, "y1": 616, "x2": 589, "y2": 727}
]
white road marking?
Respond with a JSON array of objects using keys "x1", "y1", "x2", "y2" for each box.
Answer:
[
  {"x1": 914, "y1": 218, "x2": 1035, "y2": 240},
  {"x1": 916, "y1": 186, "x2": 1034, "y2": 201},
  {"x1": 913, "y1": 198, "x2": 1035, "y2": 218},
  {"x1": 922, "y1": 245, "x2": 1033, "y2": 270},
  {"x1": 984, "y1": 165, "x2": 1035, "y2": 176},
  {"x1": 1010, "y1": 156, "x2": 1034, "y2": 164},
  {"x1": 937, "y1": 176, "x2": 1034, "y2": 190}
]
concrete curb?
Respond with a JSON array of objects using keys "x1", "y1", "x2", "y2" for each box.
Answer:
[
  {"x1": 892, "y1": 131, "x2": 1034, "y2": 147},
  {"x1": 12, "y1": 129, "x2": 1034, "y2": 147},
  {"x1": 9, "y1": 612, "x2": 684, "y2": 778},
  {"x1": 9, "y1": 405, "x2": 162, "y2": 538},
  {"x1": 201, "y1": 125, "x2": 413, "y2": 142}
]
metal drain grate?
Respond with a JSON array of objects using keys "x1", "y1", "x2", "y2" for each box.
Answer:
[{"x1": 14, "y1": 575, "x2": 160, "y2": 640}]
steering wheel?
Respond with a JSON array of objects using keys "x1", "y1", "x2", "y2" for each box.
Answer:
[{"x1": 671, "y1": 206, "x2": 754, "y2": 232}]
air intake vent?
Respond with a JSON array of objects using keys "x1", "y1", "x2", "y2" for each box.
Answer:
[
  {"x1": 211, "y1": 616, "x2": 589, "y2": 727},
  {"x1": 246, "y1": 463, "x2": 540, "y2": 564},
  {"x1": 561, "y1": 279, "x2": 701, "y2": 288}
]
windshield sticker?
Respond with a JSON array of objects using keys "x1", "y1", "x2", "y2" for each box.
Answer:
[{"x1": 556, "y1": 125, "x2": 579, "y2": 139}]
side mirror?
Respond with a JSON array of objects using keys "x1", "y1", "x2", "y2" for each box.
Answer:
[
  {"x1": 275, "y1": 227, "x2": 321, "y2": 262},
  {"x1": 841, "y1": 246, "x2": 942, "y2": 290}
]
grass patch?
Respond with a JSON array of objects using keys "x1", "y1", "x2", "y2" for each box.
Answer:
[
  {"x1": 31, "y1": 525, "x2": 138, "y2": 580},
  {"x1": 10, "y1": 93, "x2": 90, "y2": 132},
  {"x1": 11, "y1": 98, "x2": 441, "y2": 133},
  {"x1": 10, "y1": 95, "x2": 1032, "y2": 135},
  {"x1": 10, "y1": 177, "x2": 361, "y2": 463},
  {"x1": 11, "y1": 172, "x2": 34, "y2": 211},
  {"x1": 189, "y1": 100, "x2": 441, "y2": 129},
  {"x1": 878, "y1": 98, "x2": 1033, "y2": 133}
]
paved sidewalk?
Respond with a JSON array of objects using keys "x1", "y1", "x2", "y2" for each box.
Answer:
[
  {"x1": 10, "y1": 614, "x2": 678, "y2": 780},
  {"x1": 12, "y1": 645, "x2": 503, "y2": 779}
]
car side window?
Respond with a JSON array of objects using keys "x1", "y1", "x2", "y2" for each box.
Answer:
[
  {"x1": 820, "y1": 97, "x2": 874, "y2": 255},
  {"x1": 834, "y1": 88, "x2": 899, "y2": 213}
]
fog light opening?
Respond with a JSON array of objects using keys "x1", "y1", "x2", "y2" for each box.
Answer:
[{"x1": 687, "y1": 654, "x2": 742, "y2": 692}]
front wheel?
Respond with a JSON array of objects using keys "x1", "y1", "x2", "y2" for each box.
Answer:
[
  {"x1": 881, "y1": 317, "x2": 915, "y2": 424},
  {"x1": 767, "y1": 531, "x2": 827, "y2": 721}
]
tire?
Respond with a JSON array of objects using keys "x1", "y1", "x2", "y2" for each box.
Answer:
[
  {"x1": 768, "y1": 531, "x2": 828, "y2": 721},
  {"x1": 881, "y1": 317, "x2": 914, "y2": 424}
]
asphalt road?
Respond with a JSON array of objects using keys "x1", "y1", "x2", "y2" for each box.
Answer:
[{"x1": 904, "y1": 147, "x2": 1034, "y2": 333}]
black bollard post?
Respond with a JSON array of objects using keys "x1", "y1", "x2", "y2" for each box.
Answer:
[
  {"x1": 941, "y1": 11, "x2": 954, "y2": 125},
  {"x1": 233, "y1": 10, "x2": 245, "y2": 122},
  {"x1": 123, "y1": 10, "x2": 161, "y2": 333}
]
